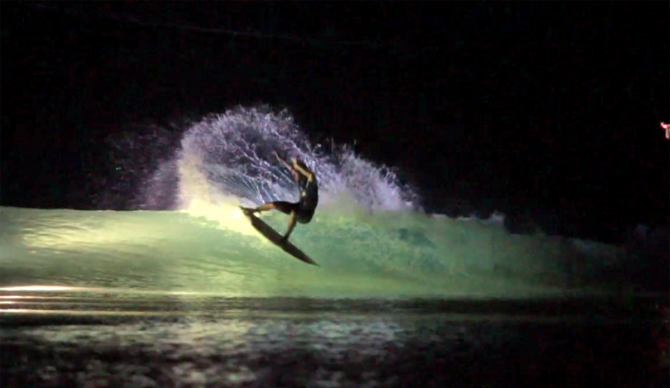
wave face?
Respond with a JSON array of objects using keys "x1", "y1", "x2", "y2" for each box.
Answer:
[
  {"x1": 1, "y1": 106, "x2": 664, "y2": 299},
  {"x1": 0, "y1": 205, "x2": 650, "y2": 299}
]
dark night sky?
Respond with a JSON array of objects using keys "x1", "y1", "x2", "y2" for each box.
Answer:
[{"x1": 1, "y1": 2, "x2": 668, "y2": 243}]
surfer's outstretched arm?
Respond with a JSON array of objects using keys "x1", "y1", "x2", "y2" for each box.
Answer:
[
  {"x1": 274, "y1": 152, "x2": 293, "y2": 171},
  {"x1": 274, "y1": 152, "x2": 300, "y2": 181},
  {"x1": 276, "y1": 152, "x2": 314, "y2": 181}
]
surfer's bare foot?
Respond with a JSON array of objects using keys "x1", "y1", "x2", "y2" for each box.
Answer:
[{"x1": 240, "y1": 207, "x2": 257, "y2": 215}]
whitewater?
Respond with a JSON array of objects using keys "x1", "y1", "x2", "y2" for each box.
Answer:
[{"x1": 0, "y1": 106, "x2": 662, "y2": 300}]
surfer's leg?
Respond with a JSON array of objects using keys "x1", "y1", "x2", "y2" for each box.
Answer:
[
  {"x1": 258, "y1": 201, "x2": 299, "y2": 242},
  {"x1": 281, "y1": 211, "x2": 298, "y2": 242},
  {"x1": 252, "y1": 201, "x2": 298, "y2": 216},
  {"x1": 255, "y1": 202, "x2": 276, "y2": 212},
  {"x1": 243, "y1": 201, "x2": 299, "y2": 220},
  {"x1": 242, "y1": 202, "x2": 280, "y2": 214}
]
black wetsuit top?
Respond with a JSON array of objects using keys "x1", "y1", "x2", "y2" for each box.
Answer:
[{"x1": 296, "y1": 173, "x2": 318, "y2": 222}]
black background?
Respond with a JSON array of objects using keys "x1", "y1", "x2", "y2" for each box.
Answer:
[{"x1": 1, "y1": 2, "x2": 668, "y2": 243}]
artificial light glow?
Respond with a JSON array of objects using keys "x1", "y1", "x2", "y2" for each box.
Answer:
[
  {"x1": 0, "y1": 309, "x2": 193, "y2": 316},
  {"x1": 19, "y1": 211, "x2": 166, "y2": 251},
  {"x1": 0, "y1": 286, "x2": 250, "y2": 298},
  {"x1": 181, "y1": 199, "x2": 274, "y2": 244},
  {"x1": 0, "y1": 285, "x2": 81, "y2": 292}
]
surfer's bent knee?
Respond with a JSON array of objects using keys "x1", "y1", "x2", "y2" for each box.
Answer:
[{"x1": 270, "y1": 201, "x2": 299, "y2": 216}]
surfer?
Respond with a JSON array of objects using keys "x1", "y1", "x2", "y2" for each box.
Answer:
[{"x1": 241, "y1": 152, "x2": 318, "y2": 243}]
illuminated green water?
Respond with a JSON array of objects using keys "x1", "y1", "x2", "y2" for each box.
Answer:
[{"x1": 0, "y1": 206, "x2": 630, "y2": 299}]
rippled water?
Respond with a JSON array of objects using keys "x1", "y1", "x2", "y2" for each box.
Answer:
[{"x1": 1, "y1": 294, "x2": 667, "y2": 388}]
